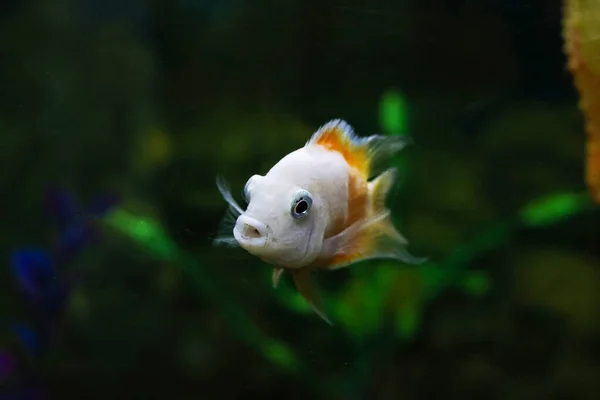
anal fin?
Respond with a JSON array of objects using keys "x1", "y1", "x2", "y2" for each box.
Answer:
[{"x1": 292, "y1": 269, "x2": 333, "y2": 325}]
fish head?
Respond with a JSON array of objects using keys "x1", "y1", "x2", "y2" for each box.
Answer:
[{"x1": 233, "y1": 172, "x2": 326, "y2": 268}]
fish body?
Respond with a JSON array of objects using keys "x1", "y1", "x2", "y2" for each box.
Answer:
[{"x1": 215, "y1": 119, "x2": 425, "y2": 324}]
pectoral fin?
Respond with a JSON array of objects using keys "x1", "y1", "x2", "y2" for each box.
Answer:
[
  {"x1": 272, "y1": 267, "x2": 284, "y2": 288},
  {"x1": 292, "y1": 269, "x2": 332, "y2": 326}
]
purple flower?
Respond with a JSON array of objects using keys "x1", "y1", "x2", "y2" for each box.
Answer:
[
  {"x1": 1, "y1": 188, "x2": 117, "y2": 400},
  {"x1": 0, "y1": 351, "x2": 15, "y2": 382},
  {"x1": 0, "y1": 387, "x2": 46, "y2": 400},
  {"x1": 44, "y1": 188, "x2": 119, "y2": 263}
]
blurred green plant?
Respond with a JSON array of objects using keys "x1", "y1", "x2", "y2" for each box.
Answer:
[
  {"x1": 379, "y1": 89, "x2": 409, "y2": 135},
  {"x1": 104, "y1": 208, "x2": 301, "y2": 372},
  {"x1": 100, "y1": 189, "x2": 593, "y2": 396},
  {"x1": 101, "y1": 95, "x2": 595, "y2": 392},
  {"x1": 379, "y1": 89, "x2": 410, "y2": 177},
  {"x1": 267, "y1": 93, "x2": 597, "y2": 346}
]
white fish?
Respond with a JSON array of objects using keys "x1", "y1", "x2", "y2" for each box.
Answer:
[{"x1": 214, "y1": 119, "x2": 426, "y2": 324}]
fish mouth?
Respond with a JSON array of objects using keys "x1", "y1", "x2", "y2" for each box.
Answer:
[{"x1": 233, "y1": 215, "x2": 269, "y2": 250}]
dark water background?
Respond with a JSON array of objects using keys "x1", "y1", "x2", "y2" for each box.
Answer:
[{"x1": 1, "y1": 0, "x2": 599, "y2": 399}]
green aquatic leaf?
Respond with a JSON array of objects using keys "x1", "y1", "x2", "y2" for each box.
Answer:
[
  {"x1": 334, "y1": 283, "x2": 371, "y2": 339},
  {"x1": 276, "y1": 287, "x2": 313, "y2": 314},
  {"x1": 104, "y1": 208, "x2": 303, "y2": 374},
  {"x1": 395, "y1": 303, "x2": 420, "y2": 340},
  {"x1": 104, "y1": 208, "x2": 177, "y2": 261},
  {"x1": 379, "y1": 89, "x2": 409, "y2": 135},
  {"x1": 520, "y1": 191, "x2": 593, "y2": 227},
  {"x1": 268, "y1": 268, "x2": 320, "y2": 315},
  {"x1": 461, "y1": 272, "x2": 490, "y2": 296},
  {"x1": 417, "y1": 264, "x2": 446, "y2": 299},
  {"x1": 262, "y1": 340, "x2": 298, "y2": 371},
  {"x1": 334, "y1": 274, "x2": 387, "y2": 340}
]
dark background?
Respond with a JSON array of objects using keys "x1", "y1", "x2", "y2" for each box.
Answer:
[{"x1": 1, "y1": 0, "x2": 599, "y2": 399}]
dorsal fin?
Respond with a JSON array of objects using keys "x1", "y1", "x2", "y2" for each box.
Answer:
[
  {"x1": 308, "y1": 119, "x2": 371, "y2": 177},
  {"x1": 307, "y1": 119, "x2": 411, "y2": 179}
]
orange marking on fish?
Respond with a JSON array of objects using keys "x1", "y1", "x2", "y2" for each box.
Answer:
[
  {"x1": 317, "y1": 168, "x2": 371, "y2": 269},
  {"x1": 312, "y1": 124, "x2": 371, "y2": 179}
]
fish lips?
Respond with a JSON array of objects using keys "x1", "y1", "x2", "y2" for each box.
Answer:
[{"x1": 233, "y1": 215, "x2": 271, "y2": 250}]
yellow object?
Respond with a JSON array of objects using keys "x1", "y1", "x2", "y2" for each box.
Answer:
[
  {"x1": 564, "y1": 0, "x2": 600, "y2": 203},
  {"x1": 141, "y1": 128, "x2": 172, "y2": 168}
]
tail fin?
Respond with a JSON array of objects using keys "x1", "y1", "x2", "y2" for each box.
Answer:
[{"x1": 322, "y1": 168, "x2": 427, "y2": 270}]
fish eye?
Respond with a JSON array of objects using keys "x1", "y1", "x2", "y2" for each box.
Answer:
[{"x1": 291, "y1": 191, "x2": 312, "y2": 219}]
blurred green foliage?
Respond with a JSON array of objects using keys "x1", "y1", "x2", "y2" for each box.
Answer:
[
  {"x1": 99, "y1": 92, "x2": 595, "y2": 393},
  {"x1": 380, "y1": 89, "x2": 409, "y2": 135}
]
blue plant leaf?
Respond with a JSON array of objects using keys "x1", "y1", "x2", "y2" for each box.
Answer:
[
  {"x1": 10, "y1": 250, "x2": 55, "y2": 298},
  {"x1": 8, "y1": 324, "x2": 41, "y2": 357},
  {"x1": 44, "y1": 188, "x2": 78, "y2": 231},
  {"x1": 45, "y1": 189, "x2": 118, "y2": 261},
  {"x1": 37, "y1": 280, "x2": 70, "y2": 317},
  {"x1": 54, "y1": 222, "x2": 94, "y2": 262},
  {"x1": 10, "y1": 250, "x2": 69, "y2": 316},
  {"x1": 87, "y1": 193, "x2": 119, "y2": 217}
]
